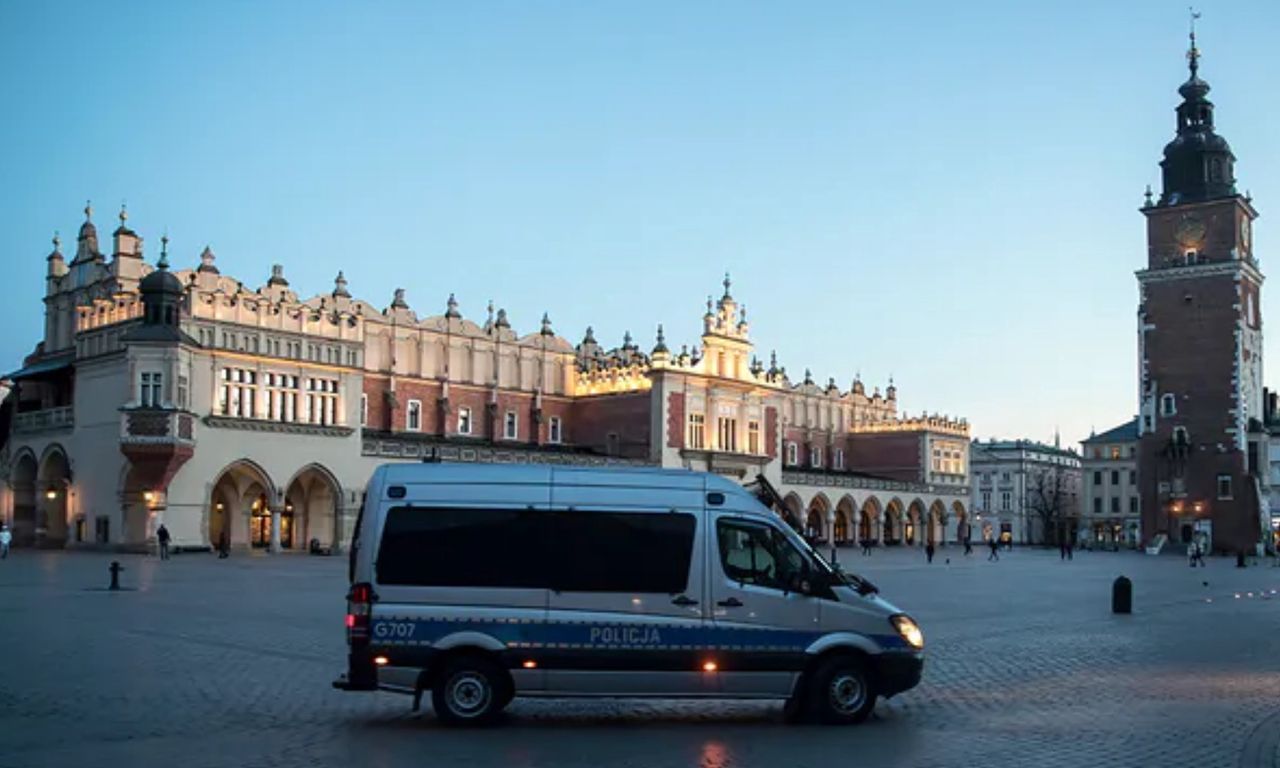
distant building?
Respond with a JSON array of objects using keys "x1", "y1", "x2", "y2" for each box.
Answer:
[
  {"x1": 970, "y1": 437, "x2": 1082, "y2": 546},
  {"x1": 0, "y1": 212, "x2": 970, "y2": 552},
  {"x1": 1080, "y1": 419, "x2": 1141, "y2": 548}
]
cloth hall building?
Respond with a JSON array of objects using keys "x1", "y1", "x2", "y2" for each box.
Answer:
[{"x1": 0, "y1": 210, "x2": 970, "y2": 553}]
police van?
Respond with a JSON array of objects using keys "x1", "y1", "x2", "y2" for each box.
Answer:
[{"x1": 333, "y1": 463, "x2": 924, "y2": 726}]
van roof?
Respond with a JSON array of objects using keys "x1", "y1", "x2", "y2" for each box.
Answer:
[{"x1": 376, "y1": 462, "x2": 748, "y2": 494}]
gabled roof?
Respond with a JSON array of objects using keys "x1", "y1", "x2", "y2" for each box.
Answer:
[{"x1": 1082, "y1": 417, "x2": 1139, "y2": 445}]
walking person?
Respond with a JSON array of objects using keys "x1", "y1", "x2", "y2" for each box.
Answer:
[
  {"x1": 1060, "y1": 541, "x2": 1068, "y2": 561},
  {"x1": 963, "y1": 537, "x2": 973, "y2": 556},
  {"x1": 156, "y1": 524, "x2": 171, "y2": 560},
  {"x1": 0, "y1": 524, "x2": 11, "y2": 559},
  {"x1": 1193, "y1": 539, "x2": 1206, "y2": 567},
  {"x1": 1188, "y1": 539, "x2": 1197, "y2": 568},
  {"x1": 218, "y1": 529, "x2": 230, "y2": 559},
  {"x1": 1066, "y1": 540, "x2": 1074, "y2": 561},
  {"x1": 860, "y1": 538, "x2": 871, "y2": 556},
  {"x1": 925, "y1": 542, "x2": 935, "y2": 564},
  {"x1": 987, "y1": 537, "x2": 1000, "y2": 562}
]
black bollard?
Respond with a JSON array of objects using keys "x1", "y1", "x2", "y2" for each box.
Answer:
[
  {"x1": 109, "y1": 560, "x2": 123, "y2": 591},
  {"x1": 1112, "y1": 576, "x2": 1132, "y2": 614},
  {"x1": 1237, "y1": 551, "x2": 1247, "y2": 568}
]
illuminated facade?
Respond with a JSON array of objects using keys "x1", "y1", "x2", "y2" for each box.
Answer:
[{"x1": 1, "y1": 208, "x2": 969, "y2": 551}]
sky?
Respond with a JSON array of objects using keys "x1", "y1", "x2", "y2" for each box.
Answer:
[{"x1": 2, "y1": 1, "x2": 1278, "y2": 448}]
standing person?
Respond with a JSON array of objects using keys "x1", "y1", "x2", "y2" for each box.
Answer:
[
  {"x1": 1188, "y1": 539, "x2": 1197, "y2": 567},
  {"x1": 987, "y1": 537, "x2": 1000, "y2": 562},
  {"x1": 963, "y1": 537, "x2": 973, "y2": 556},
  {"x1": 156, "y1": 523, "x2": 171, "y2": 561},
  {"x1": 1066, "y1": 539, "x2": 1074, "y2": 561},
  {"x1": 1060, "y1": 541, "x2": 1068, "y2": 561},
  {"x1": 218, "y1": 529, "x2": 230, "y2": 559},
  {"x1": 925, "y1": 542, "x2": 935, "y2": 564},
  {"x1": 0, "y1": 524, "x2": 11, "y2": 559},
  {"x1": 860, "y1": 538, "x2": 871, "y2": 556},
  {"x1": 1194, "y1": 539, "x2": 1206, "y2": 567}
]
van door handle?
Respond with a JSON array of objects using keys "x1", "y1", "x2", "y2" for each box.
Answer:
[
  {"x1": 716, "y1": 597, "x2": 743, "y2": 608},
  {"x1": 671, "y1": 595, "x2": 698, "y2": 607}
]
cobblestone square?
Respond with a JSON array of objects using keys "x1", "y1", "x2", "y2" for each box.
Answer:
[{"x1": 1, "y1": 546, "x2": 1278, "y2": 768}]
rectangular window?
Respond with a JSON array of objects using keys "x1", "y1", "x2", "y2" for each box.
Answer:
[
  {"x1": 747, "y1": 420, "x2": 761, "y2": 454},
  {"x1": 786, "y1": 442, "x2": 798, "y2": 465},
  {"x1": 1129, "y1": 496, "x2": 1139, "y2": 514},
  {"x1": 1110, "y1": 497, "x2": 1120, "y2": 513},
  {"x1": 1093, "y1": 498, "x2": 1102, "y2": 515},
  {"x1": 504, "y1": 410, "x2": 519, "y2": 440},
  {"x1": 139, "y1": 372, "x2": 163, "y2": 407},
  {"x1": 457, "y1": 407, "x2": 472, "y2": 435},
  {"x1": 1000, "y1": 491, "x2": 1012, "y2": 511},
  {"x1": 811, "y1": 447, "x2": 823, "y2": 468},
  {"x1": 1111, "y1": 470, "x2": 1120, "y2": 485},
  {"x1": 176, "y1": 375, "x2": 188, "y2": 410},
  {"x1": 360, "y1": 394, "x2": 368, "y2": 427},
  {"x1": 687, "y1": 413, "x2": 706, "y2": 450},
  {"x1": 1217, "y1": 474, "x2": 1233, "y2": 500},
  {"x1": 981, "y1": 490, "x2": 991, "y2": 510},
  {"x1": 1110, "y1": 446, "x2": 1121, "y2": 460},
  {"x1": 406, "y1": 400, "x2": 422, "y2": 432},
  {"x1": 548, "y1": 416, "x2": 562, "y2": 444},
  {"x1": 834, "y1": 448, "x2": 845, "y2": 470},
  {"x1": 717, "y1": 416, "x2": 737, "y2": 452},
  {"x1": 1001, "y1": 472, "x2": 1010, "y2": 483},
  {"x1": 1093, "y1": 471, "x2": 1102, "y2": 486},
  {"x1": 375, "y1": 508, "x2": 695, "y2": 594}
]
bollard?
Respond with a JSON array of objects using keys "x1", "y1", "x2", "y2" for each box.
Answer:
[
  {"x1": 108, "y1": 560, "x2": 123, "y2": 591},
  {"x1": 1237, "y1": 551, "x2": 1247, "y2": 569},
  {"x1": 1112, "y1": 576, "x2": 1132, "y2": 614}
]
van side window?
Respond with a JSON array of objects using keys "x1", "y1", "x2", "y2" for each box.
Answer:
[
  {"x1": 716, "y1": 518, "x2": 807, "y2": 592},
  {"x1": 374, "y1": 507, "x2": 695, "y2": 593},
  {"x1": 376, "y1": 508, "x2": 548, "y2": 588},
  {"x1": 554, "y1": 511, "x2": 696, "y2": 593}
]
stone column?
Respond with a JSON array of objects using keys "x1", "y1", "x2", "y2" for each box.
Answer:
[{"x1": 269, "y1": 507, "x2": 282, "y2": 553}]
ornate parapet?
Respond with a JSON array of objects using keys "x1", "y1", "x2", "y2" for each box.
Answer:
[
  {"x1": 362, "y1": 431, "x2": 652, "y2": 467},
  {"x1": 782, "y1": 469, "x2": 969, "y2": 499},
  {"x1": 203, "y1": 415, "x2": 354, "y2": 438},
  {"x1": 850, "y1": 414, "x2": 970, "y2": 437}
]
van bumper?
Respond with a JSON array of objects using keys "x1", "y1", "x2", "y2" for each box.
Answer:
[{"x1": 875, "y1": 652, "x2": 923, "y2": 697}]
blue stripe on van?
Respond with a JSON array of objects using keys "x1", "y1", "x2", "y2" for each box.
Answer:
[{"x1": 369, "y1": 616, "x2": 910, "y2": 652}]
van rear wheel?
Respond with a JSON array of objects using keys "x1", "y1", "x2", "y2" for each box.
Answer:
[
  {"x1": 807, "y1": 656, "x2": 876, "y2": 725},
  {"x1": 431, "y1": 656, "x2": 509, "y2": 726}
]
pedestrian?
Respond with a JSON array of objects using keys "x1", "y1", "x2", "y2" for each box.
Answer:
[
  {"x1": 0, "y1": 524, "x2": 11, "y2": 559},
  {"x1": 963, "y1": 537, "x2": 973, "y2": 556},
  {"x1": 218, "y1": 529, "x2": 230, "y2": 559},
  {"x1": 1187, "y1": 539, "x2": 1197, "y2": 568},
  {"x1": 1066, "y1": 540, "x2": 1073, "y2": 561},
  {"x1": 156, "y1": 523, "x2": 171, "y2": 560},
  {"x1": 1193, "y1": 540, "x2": 1206, "y2": 568},
  {"x1": 987, "y1": 537, "x2": 999, "y2": 562},
  {"x1": 1060, "y1": 541, "x2": 1067, "y2": 561},
  {"x1": 925, "y1": 542, "x2": 935, "y2": 564},
  {"x1": 860, "y1": 538, "x2": 871, "y2": 556}
]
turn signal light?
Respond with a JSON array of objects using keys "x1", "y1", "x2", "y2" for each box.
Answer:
[
  {"x1": 522, "y1": 660, "x2": 537, "y2": 669},
  {"x1": 702, "y1": 661, "x2": 718, "y2": 672}
]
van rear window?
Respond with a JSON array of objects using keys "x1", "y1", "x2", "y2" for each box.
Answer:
[{"x1": 375, "y1": 508, "x2": 695, "y2": 593}]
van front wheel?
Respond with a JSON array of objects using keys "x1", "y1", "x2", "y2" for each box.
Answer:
[
  {"x1": 807, "y1": 656, "x2": 876, "y2": 725},
  {"x1": 432, "y1": 656, "x2": 508, "y2": 726}
]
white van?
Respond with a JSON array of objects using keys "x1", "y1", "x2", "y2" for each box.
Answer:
[{"x1": 334, "y1": 463, "x2": 924, "y2": 725}]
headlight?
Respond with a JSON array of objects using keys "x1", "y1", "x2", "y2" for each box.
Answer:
[{"x1": 890, "y1": 615, "x2": 924, "y2": 649}]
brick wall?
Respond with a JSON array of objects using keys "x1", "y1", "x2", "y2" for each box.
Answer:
[
  {"x1": 571, "y1": 392, "x2": 652, "y2": 458},
  {"x1": 666, "y1": 392, "x2": 685, "y2": 449},
  {"x1": 844, "y1": 432, "x2": 925, "y2": 482},
  {"x1": 765, "y1": 406, "x2": 778, "y2": 459}
]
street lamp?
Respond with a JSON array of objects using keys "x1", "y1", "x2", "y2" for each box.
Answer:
[{"x1": 45, "y1": 489, "x2": 57, "y2": 501}]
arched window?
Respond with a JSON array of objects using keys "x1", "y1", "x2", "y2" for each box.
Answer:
[{"x1": 1160, "y1": 394, "x2": 1176, "y2": 417}]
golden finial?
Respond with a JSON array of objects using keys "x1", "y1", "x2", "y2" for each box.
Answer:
[
  {"x1": 119, "y1": 202, "x2": 128, "y2": 225},
  {"x1": 84, "y1": 200, "x2": 92, "y2": 220}
]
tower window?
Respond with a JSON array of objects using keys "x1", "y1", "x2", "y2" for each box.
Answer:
[
  {"x1": 1217, "y1": 474, "x2": 1233, "y2": 500},
  {"x1": 1160, "y1": 394, "x2": 1177, "y2": 417}
]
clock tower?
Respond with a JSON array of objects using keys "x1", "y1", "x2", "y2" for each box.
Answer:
[{"x1": 1137, "y1": 24, "x2": 1264, "y2": 554}]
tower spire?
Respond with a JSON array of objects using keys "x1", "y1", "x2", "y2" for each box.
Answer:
[{"x1": 1187, "y1": 7, "x2": 1201, "y2": 77}]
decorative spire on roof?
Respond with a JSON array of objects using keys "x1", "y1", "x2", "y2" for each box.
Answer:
[
  {"x1": 652, "y1": 324, "x2": 668, "y2": 355},
  {"x1": 540, "y1": 312, "x2": 554, "y2": 336},
  {"x1": 118, "y1": 202, "x2": 127, "y2": 226},
  {"x1": 49, "y1": 232, "x2": 62, "y2": 260},
  {"x1": 267, "y1": 264, "x2": 289, "y2": 286},
  {"x1": 722, "y1": 271, "x2": 732, "y2": 300},
  {"x1": 768, "y1": 350, "x2": 778, "y2": 376},
  {"x1": 84, "y1": 200, "x2": 92, "y2": 221},
  {"x1": 495, "y1": 308, "x2": 509, "y2": 328},
  {"x1": 198, "y1": 245, "x2": 219, "y2": 274},
  {"x1": 622, "y1": 330, "x2": 635, "y2": 350},
  {"x1": 1143, "y1": 184, "x2": 1154, "y2": 208},
  {"x1": 1188, "y1": 7, "x2": 1201, "y2": 77},
  {"x1": 446, "y1": 293, "x2": 461, "y2": 318},
  {"x1": 391, "y1": 287, "x2": 408, "y2": 309},
  {"x1": 705, "y1": 296, "x2": 714, "y2": 318},
  {"x1": 804, "y1": 368, "x2": 814, "y2": 386},
  {"x1": 332, "y1": 270, "x2": 350, "y2": 298},
  {"x1": 158, "y1": 234, "x2": 170, "y2": 270},
  {"x1": 583, "y1": 325, "x2": 596, "y2": 345},
  {"x1": 486, "y1": 300, "x2": 495, "y2": 327}
]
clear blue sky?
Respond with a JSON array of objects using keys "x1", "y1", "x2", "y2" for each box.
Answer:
[{"x1": 2, "y1": 1, "x2": 1278, "y2": 447}]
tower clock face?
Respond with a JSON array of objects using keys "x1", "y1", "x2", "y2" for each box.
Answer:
[{"x1": 1175, "y1": 215, "x2": 1207, "y2": 248}]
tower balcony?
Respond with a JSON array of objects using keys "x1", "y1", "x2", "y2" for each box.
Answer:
[{"x1": 119, "y1": 408, "x2": 196, "y2": 490}]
